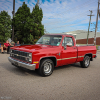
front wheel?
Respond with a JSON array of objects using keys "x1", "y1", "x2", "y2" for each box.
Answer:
[
  {"x1": 39, "y1": 59, "x2": 54, "y2": 77},
  {"x1": 80, "y1": 56, "x2": 90, "y2": 68}
]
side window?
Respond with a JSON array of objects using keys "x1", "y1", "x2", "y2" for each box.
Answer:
[
  {"x1": 62, "y1": 37, "x2": 74, "y2": 47},
  {"x1": 66, "y1": 37, "x2": 74, "y2": 47}
]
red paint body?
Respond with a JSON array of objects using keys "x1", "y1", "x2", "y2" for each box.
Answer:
[{"x1": 10, "y1": 34, "x2": 97, "y2": 69}]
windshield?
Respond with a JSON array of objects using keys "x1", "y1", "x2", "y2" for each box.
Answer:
[{"x1": 36, "y1": 35, "x2": 62, "y2": 46}]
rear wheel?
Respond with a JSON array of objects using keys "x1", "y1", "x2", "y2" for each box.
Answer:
[
  {"x1": 39, "y1": 59, "x2": 54, "y2": 76},
  {"x1": 80, "y1": 56, "x2": 90, "y2": 68}
]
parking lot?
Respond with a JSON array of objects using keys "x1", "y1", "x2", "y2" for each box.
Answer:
[{"x1": 0, "y1": 51, "x2": 100, "y2": 100}]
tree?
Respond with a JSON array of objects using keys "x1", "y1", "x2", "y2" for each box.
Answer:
[
  {"x1": 0, "y1": 11, "x2": 12, "y2": 43},
  {"x1": 13, "y1": 2, "x2": 44, "y2": 44},
  {"x1": 13, "y1": 2, "x2": 30, "y2": 44},
  {"x1": 30, "y1": 5, "x2": 44, "y2": 44}
]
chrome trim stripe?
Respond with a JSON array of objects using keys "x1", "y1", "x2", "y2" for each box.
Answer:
[
  {"x1": 57, "y1": 54, "x2": 96, "y2": 61},
  {"x1": 78, "y1": 56, "x2": 84, "y2": 58},
  {"x1": 62, "y1": 57, "x2": 77, "y2": 60},
  {"x1": 57, "y1": 56, "x2": 84, "y2": 61},
  {"x1": 57, "y1": 59, "x2": 62, "y2": 61},
  {"x1": 57, "y1": 57, "x2": 77, "y2": 61}
]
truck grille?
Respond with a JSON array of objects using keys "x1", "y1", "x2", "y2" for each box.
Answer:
[{"x1": 10, "y1": 50, "x2": 32, "y2": 63}]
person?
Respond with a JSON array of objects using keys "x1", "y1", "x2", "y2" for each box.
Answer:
[
  {"x1": 7, "y1": 41, "x2": 15, "y2": 54},
  {"x1": 4, "y1": 40, "x2": 11, "y2": 54},
  {"x1": 15, "y1": 41, "x2": 20, "y2": 46},
  {"x1": 0, "y1": 42, "x2": 4, "y2": 54}
]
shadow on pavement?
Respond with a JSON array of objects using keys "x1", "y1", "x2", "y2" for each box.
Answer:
[
  {"x1": 0, "y1": 62, "x2": 40, "y2": 77},
  {"x1": 54, "y1": 62, "x2": 81, "y2": 70},
  {"x1": 70, "y1": 62, "x2": 81, "y2": 68},
  {"x1": 1, "y1": 60, "x2": 81, "y2": 77}
]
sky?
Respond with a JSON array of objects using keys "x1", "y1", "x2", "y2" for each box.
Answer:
[{"x1": 0, "y1": 0, "x2": 100, "y2": 33}]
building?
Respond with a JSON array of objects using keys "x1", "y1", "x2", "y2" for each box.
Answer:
[{"x1": 68, "y1": 30, "x2": 100, "y2": 45}]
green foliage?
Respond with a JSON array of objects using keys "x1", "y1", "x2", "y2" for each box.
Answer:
[
  {"x1": 31, "y1": 5, "x2": 43, "y2": 24},
  {"x1": 30, "y1": 5, "x2": 44, "y2": 44},
  {"x1": 13, "y1": 2, "x2": 44, "y2": 44},
  {"x1": 0, "y1": 11, "x2": 12, "y2": 43},
  {"x1": 13, "y1": 2, "x2": 30, "y2": 44},
  {"x1": 96, "y1": 45, "x2": 100, "y2": 50}
]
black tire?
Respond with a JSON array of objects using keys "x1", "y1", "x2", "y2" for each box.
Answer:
[
  {"x1": 39, "y1": 59, "x2": 54, "y2": 77},
  {"x1": 80, "y1": 56, "x2": 90, "y2": 68}
]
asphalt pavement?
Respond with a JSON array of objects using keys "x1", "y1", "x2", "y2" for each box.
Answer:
[{"x1": 0, "y1": 51, "x2": 100, "y2": 100}]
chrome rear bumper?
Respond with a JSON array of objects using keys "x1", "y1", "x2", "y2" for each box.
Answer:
[{"x1": 8, "y1": 57, "x2": 36, "y2": 70}]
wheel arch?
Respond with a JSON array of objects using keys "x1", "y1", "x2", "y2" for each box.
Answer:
[
  {"x1": 84, "y1": 53, "x2": 93, "y2": 61},
  {"x1": 39, "y1": 56, "x2": 57, "y2": 68}
]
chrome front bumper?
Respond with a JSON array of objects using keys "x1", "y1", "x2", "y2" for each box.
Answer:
[{"x1": 8, "y1": 57, "x2": 36, "y2": 70}]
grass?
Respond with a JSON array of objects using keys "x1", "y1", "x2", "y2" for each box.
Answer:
[{"x1": 96, "y1": 45, "x2": 100, "y2": 50}]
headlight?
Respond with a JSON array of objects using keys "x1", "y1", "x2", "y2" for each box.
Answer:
[
  {"x1": 27, "y1": 53, "x2": 32, "y2": 63},
  {"x1": 29, "y1": 58, "x2": 32, "y2": 62},
  {"x1": 28, "y1": 53, "x2": 32, "y2": 57},
  {"x1": 25, "y1": 57, "x2": 32, "y2": 63}
]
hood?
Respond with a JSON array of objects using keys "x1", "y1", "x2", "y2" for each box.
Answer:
[{"x1": 10, "y1": 44, "x2": 57, "y2": 53}]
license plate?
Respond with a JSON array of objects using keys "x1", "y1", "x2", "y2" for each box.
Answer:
[{"x1": 14, "y1": 62, "x2": 18, "y2": 66}]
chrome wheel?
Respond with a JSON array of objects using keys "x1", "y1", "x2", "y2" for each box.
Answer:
[
  {"x1": 85, "y1": 58, "x2": 90, "y2": 67},
  {"x1": 39, "y1": 59, "x2": 54, "y2": 76},
  {"x1": 44, "y1": 62, "x2": 52, "y2": 74},
  {"x1": 80, "y1": 56, "x2": 90, "y2": 68}
]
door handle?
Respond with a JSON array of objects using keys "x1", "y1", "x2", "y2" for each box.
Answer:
[{"x1": 57, "y1": 53, "x2": 60, "y2": 56}]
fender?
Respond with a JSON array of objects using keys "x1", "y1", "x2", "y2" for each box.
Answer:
[
  {"x1": 38, "y1": 56, "x2": 57, "y2": 68},
  {"x1": 84, "y1": 53, "x2": 93, "y2": 61}
]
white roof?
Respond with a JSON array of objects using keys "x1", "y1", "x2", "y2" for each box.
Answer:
[
  {"x1": 49, "y1": 30, "x2": 100, "y2": 40},
  {"x1": 66, "y1": 30, "x2": 100, "y2": 40}
]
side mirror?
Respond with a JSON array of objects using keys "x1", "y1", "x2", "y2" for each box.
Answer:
[
  {"x1": 64, "y1": 45, "x2": 66, "y2": 50},
  {"x1": 64, "y1": 42, "x2": 67, "y2": 50}
]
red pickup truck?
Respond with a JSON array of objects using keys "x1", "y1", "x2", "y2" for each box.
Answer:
[{"x1": 8, "y1": 34, "x2": 97, "y2": 76}]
